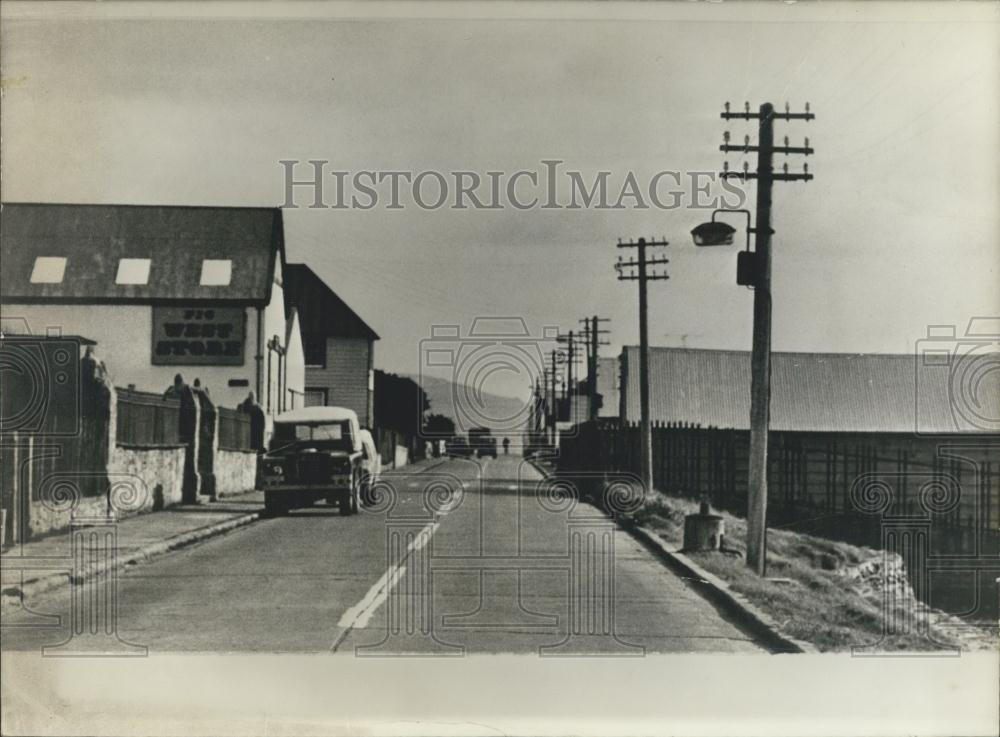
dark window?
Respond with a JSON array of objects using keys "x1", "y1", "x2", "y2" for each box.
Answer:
[
  {"x1": 304, "y1": 388, "x2": 328, "y2": 407},
  {"x1": 304, "y1": 335, "x2": 327, "y2": 367}
]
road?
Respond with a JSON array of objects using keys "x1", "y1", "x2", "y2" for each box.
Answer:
[{"x1": 1, "y1": 456, "x2": 763, "y2": 654}]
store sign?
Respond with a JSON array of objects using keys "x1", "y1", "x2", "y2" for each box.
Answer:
[{"x1": 152, "y1": 307, "x2": 245, "y2": 365}]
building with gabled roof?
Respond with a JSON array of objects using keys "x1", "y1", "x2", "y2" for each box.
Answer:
[
  {"x1": 0, "y1": 202, "x2": 305, "y2": 418},
  {"x1": 283, "y1": 263, "x2": 379, "y2": 426}
]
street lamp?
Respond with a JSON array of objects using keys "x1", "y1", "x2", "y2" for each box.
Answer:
[
  {"x1": 691, "y1": 208, "x2": 752, "y2": 249},
  {"x1": 692, "y1": 209, "x2": 761, "y2": 288}
]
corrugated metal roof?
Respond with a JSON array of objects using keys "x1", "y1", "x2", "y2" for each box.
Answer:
[
  {"x1": 0, "y1": 203, "x2": 283, "y2": 304},
  {"x1": 620, "y1": 346, "x2": 1000, "y2": 434}
]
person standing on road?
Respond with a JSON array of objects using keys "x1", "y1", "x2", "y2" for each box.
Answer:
[{"x1": 502, "y1": 437, "x2": 510, "y2": 455}]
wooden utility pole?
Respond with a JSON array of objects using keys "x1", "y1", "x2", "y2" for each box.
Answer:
[
  {"x1": 546, "y1": 350, "x2": 562, "y2": 446},
  {"x1": 720, "y1": 101, "x2": 814, "y2": 575},
  {"x1": 616, "y1": 237, "x2": 669, "y2": 493},
  {"x1": 557, "y1": 330, "x2": 586, "y2": 424},
  {"x1": 580, "y1": 316, "x2": 610, "y2": 422}
]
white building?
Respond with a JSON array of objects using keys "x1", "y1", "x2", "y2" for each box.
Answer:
[{"x1": 0, "y1": 203, "x2": 305, "y2": 420}]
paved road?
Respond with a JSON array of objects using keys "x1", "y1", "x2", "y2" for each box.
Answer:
[{"x1": 1, "y1": 457, "x2": 763, "y2": 654}]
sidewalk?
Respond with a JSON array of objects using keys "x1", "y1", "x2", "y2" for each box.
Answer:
[
  {"x1": 1, "y1": 490, "x2": 265, "y2": 606},
  {"x1": 1, "y1": 457, "x2": 446, "y2": 607}
]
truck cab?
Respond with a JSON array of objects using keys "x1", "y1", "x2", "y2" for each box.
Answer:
[{"x1": 259, "y1": 407, "x2": 373, "y2": 516}]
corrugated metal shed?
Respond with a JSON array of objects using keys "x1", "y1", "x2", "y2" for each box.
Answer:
[
  {"x1": 620, "y1": 346, "x2": 1000, "y2": 434},
  {"x1": 0, "y1": 203, "x2": 283, "y2": 304}
]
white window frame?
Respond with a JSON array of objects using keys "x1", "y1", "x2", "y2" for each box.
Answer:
[
  {"x1": 115, "y1": 258, "x2": 152, "y2": 285},
  {"x1": 200, "y1": 259, "x2": 232, "y2": 286},
  {"x1": 29, "y1": 256, "x2": 67, "y2": 284}
]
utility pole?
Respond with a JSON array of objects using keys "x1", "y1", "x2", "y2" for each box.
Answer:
[
  {"x1": 720, "y1": 101, "x2": 814, "y2": 576},
  {"x1": 559, "y1": 331, "x2": 576, "y2": 400},
  {"x1": 580, "y1": 316, "x2": 610, "y2": 422},
  {"x1": 557, "y1": 331, "x2": 585, "y2": 424},
  {"x1": 615, "y1": 237, "x2": 669, "y2": 493},
  {"x1": 546, "y1": 350, "x2": 563, "y2": 446}
]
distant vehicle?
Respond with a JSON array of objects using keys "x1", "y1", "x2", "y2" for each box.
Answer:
[
  {"x1": 446, "y1": 435, "x2": 474, "y2": 458},
  {"x1": 259, "y1": 407, "x2": 375, "y2": 517},
  {"x1": 469, "y1": 427, "x2": 497, "y2": 458}
]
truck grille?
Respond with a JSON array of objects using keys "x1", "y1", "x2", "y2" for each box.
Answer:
[{"x1": 296, "y1": 454, "x2": 333, "y2": 485}]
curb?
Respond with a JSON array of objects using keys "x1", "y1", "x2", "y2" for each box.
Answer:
[
  {"x1": 2, "y1": 511, "x2": 260, "y2": 607},
  {"x1": 621, "y1": 520, "x2": 817, "y2": 654},
  {"x1": 536, "y1": 464, "x2": 815, "y2": 654}
]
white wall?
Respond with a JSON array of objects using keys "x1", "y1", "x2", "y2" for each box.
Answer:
[
  {"x1": 258, "y1": 257, "x2": 288, "y2": 417},
  {"x1": 2, "y1": 303, "x2": 257, "y2": 410},
  {"x1": 2, "y1": 256, "x2": 300, "y2": 426},
  {"x1": 284, "y1": 308, "x2": 306, "y2": 410}
]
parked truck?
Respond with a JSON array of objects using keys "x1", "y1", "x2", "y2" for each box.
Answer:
[{"x1": 259, "y1": 407, "x2": 379, "y2": 516}]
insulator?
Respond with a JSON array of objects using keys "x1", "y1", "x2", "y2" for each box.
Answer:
[
  {"x1": 805, "y1": 102, "x2": 811, "y2": 113},
  {"x1": 744, "y1": 101, "x2": 750, "y2": 113},
  {"x1": 783, "y1": 162, "x2": 788, "y2": 174},
  {"x1": 744, "y1": 134, "x2": 750, "y2": 146},
  {"x1": 804, "y1": 163, "x2": 810, "y2": 174},
  {"x1": 724, "y1": 101, "x2": 731, "y2": 114},
  {"x1": 785, "y1": 101, "x2": 790, "y2": 113},
  {"x1": 784, "y1": 135, "x2": 789, "y2": 147},
  {"x1": 723, "y1": 161, "x2": 729, "y2": 173},
  {"x1": 804, "y1": 136, "x2": 810, "y2": 148},
  {"x1": 743, "y1": 161, "x2": 749, "y2": 173},
  {"x1": 723, "y1": 130, "x2": 730, "y2": 142}
]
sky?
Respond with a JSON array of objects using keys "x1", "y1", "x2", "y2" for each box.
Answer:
[{"x1": 2, "y1": 1, "x2": 998, "y2": 401}]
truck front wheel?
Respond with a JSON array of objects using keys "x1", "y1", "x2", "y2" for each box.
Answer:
[
  {"x1": 338, "y1": 489, "x2": 353, "y2": 516},
  {"x1": 264, "y1": 493, "x2": 288, "y2": 517}
]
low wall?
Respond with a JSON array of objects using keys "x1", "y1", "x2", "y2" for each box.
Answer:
[
  {"x1": 27, "y1": 494, "x2": 109, "y2": 539},
  {"x1": 109, "y1": 445, "x2": 185, "y2": 517},
  {"x1": 215, "y1": 449, "x2": 258, "y2": 497},
  {"x1": 25, "y1": 445, "x2": 185, "y2": 538}
]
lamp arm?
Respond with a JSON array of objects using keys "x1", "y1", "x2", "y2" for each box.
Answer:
[{"x1": 710, "y1": 208, "x2": 753, "y2": 251}]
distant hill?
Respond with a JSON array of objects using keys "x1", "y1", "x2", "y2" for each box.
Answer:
[{"x1": 406, "y1": 373, "x2": 530, "y2": 437}]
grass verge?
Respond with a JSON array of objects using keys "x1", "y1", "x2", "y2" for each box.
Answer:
[{"x1": 630, "y1": 491, "x2": 996, "y2": 653}]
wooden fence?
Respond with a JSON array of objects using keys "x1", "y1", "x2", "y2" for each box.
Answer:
[
  {"x1": 217, "y1": 407, "x2": 253, "y2": 451},
  {"x1": 115, "y1": 388, "x2": 181, "y2": 447},
  {"x1": 559, "y1": 420, "x2": 999, "y2": 537}
]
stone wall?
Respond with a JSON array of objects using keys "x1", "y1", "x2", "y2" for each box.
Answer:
[
  {"x1": 215, "y1": 449, "x2": 257, "y2": 497},
  {"x1": 27, "y1": 494, "x2": 109, "y2": 539},
  {"x1": 108, "y1": 445, "x2": 186, "y2": 516}
]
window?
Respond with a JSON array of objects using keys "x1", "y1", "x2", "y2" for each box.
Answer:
[
  {"x1": 304, "y1": 388, "x2": 328, "y2": 407},
  {"x1": 271, "y1": 420, "x2": 352, "y2": 451},
  {"x1": 30, "y1": 257, "x2": 66, "y2": 284},
  {"x1": 200, "y1": 259, "x2": 232, "y2": 286},
  {"x1": 115, "y1": 258, "x2": 151, "y2": 285},
  {"x1": 304, "y1": 335, "x2": 327, "y2": 367}
]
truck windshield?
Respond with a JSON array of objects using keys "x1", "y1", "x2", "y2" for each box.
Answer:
[{"x1": 270, "y1": 421, "x2": 353, "y2": 451}]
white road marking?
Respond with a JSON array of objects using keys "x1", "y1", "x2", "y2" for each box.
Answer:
[
  {"x1": 331, "y1": 518, "x2": 444, "y2": 650},
  {"x1": 349, "y1": 566, "x2": 407, "y2": 630}
]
